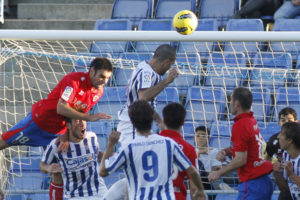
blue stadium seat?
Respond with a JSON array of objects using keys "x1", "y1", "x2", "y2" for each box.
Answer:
[
  {"x1": 293, "y1": 54, "x2": 300, "y2": 87},
  {"x1": 135, "y1": 19, "x2": 173, "y2": 52},
  {"x1": 204, "y1": 52, "x2": 247, "y2": 90},
  {"x1": 8, "y1": 157, "x2": 47, "y2": 190},
  {"x1": 90, "y1": 19, "x2": 132, "y2": 57},
  {"x1": 224, "y1": 19, "x2": 264, "y2": 62},
  {"x1": 5, "y1": 194, "x2": 27, "y2": 200},
  {"x1": 87, "y1": 121, "x2": 113, "y2": 136},
  {"x1": 72, "y1": 53, "x2": 112, "y2": 69},
  {"x1": 182, "y1": 121, "x2": 203, "y2": 135},
  {"x1": 250, "y1": 52, "x2": 293, "y2": 93},
  {"x1": 156, "y1": 87, "x2": 179, "y2": 117},
  {"x1": 270, "y1": 19, "x2": 300, "y2": 60},
  {"x1": 27, "y1": 146, "x2": 44, "y2": 157},
  {"x1": 154, "y1": 0, "x2": 196, "y2": 19},
  {"x1": 185, "y1": 86, "x2": 227, "y2": 126},
  {"x1": 198, "y1": 0, "x2": 237, "y2": 28},
  {"x1": 250, "y1": 87, "x2": 272, "y2": 122},
  {"x1": 273, "y1": 87, "x2": 300, "y2": 122},
  {"x1": 91, "y1": 87, "x2": 127, "y2": 121},
  {"x1": 209, "y1": 136, "x2": 231, "y2": 150},
  {"x1": 215, "y1": 194, "x2": 238, "y2": 200},
  {"x1": 27, "y1": 193, "x2": 49, "y2": 200},
  {"x1": 258, "y1": 122, "x2": 280, "y2": 142},
  {"x1": 177, "y1": 19, "x2": 218, "y2": 60},
  {"x1": 210, "y1": 121, "x2": 232, "y2": 137},
  {"x1": 111, "y1": 0, "x2": 153, "y2": 27}
]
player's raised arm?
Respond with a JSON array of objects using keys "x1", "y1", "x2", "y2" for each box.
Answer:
[{"x1": 186, "y1": 166, "x2": 206, "y2": 200}]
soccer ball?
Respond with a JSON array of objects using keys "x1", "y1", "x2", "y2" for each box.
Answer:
[{"x1": 173, "y1": 10, "x2": 198, "y2": 35}]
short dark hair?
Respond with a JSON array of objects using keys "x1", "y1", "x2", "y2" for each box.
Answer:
[
  {"x1": 162, "y1": 103, "x2": 186, "y2": 130},
  {"x1": 90, "y1": 57, "x2": 113, "y2": 72},
  {"x1": 153, "y1": 44, "x2": 176, "y2": 62},
  {"x1": 129, "y1": 100, "x2": 154, "y2": 132},
  {"x1": 232, "y1": 87, "x2": 252, "y2": 110},
  {"x1": 195, "y1": 126, "x2": 210, "y2": 137},
  {"x1": 279, "y1": 107, "x2": 297, "y2": 121},
  {"x1": 281, "y1": 122, "x2": 300, "y2": 149}
]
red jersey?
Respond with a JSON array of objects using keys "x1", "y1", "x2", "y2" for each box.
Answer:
[
  {"x1": 32, "y1": 72, "x2": 103, "y2": 134},
  {"x1": 231, "y1": 112, "x2": 273, "y2": 182},
  {"x1": 160, "y1": 130, "x2": 197, "y2": 200}
]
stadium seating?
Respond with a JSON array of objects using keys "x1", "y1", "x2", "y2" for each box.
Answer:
[
  {"x1": 250, "y1": 52, "x2": 293, "y2": 93},
  {"x1": 273, "y1": 87, "x2": 300, "y2": 122},
  {"x1": 177, "y1": 19, "x2": 218, "y2": 60},
  {"x1": 156, "y1": 87, "x2": 180, "y2": 117},
  {"x1": 270, "y1": 19, "x2": 300, "y2": 60},
  {"x1": 27, "y1": 193, "x2": 49, "y2": 200},
  {"x1": 204, "y1": 52, "x2": 247, "y2": 90},
  {"x1": 154, "y1": 0, "x2": 196, "y2": 19},
  {"x1": 210, "y1": 121, "x2": 232, "y2": 137},
  {"x1": 198, "y1": 0, "x2": 237, "y2": 28},
  {"x1": 111, "y1": 0, "x2": 153, "y2": 27},
  {"x1": 223, "y1": 19, "x2": 264, "y2": 62},
  {"x1": 185, "y1": 86, "x2": 227, "y2": 126},
  {"x1": 258, "y1": 122, "x2": 280, "y2": 142},
  {"x1": 215, "y1": 194, "x2": 238, "y2": 200},
  {"x1": 5, "y1": 194, "x2": 27, "y2": 200},
  {"x1": 114, "y1": 52, "x2": 153, "y2": 86},
  {"x1": 135, "y1": 19, "x2": 173, "y2": 52},
  {"x1": 209, "y1": 136, "x2": 231, "y2": 150},
  {"x1": 90, "y1": 19, "x2": 132, "y2": 57},
  {"x1": 250, "y1": 87, "x2": 272, "y2": 122},
  {"x1": 91, "y1": 87, "x2": 127, "y2": 121},
  {"x1": 87, "y1": 121, "x2": 113, "y2": 149}
]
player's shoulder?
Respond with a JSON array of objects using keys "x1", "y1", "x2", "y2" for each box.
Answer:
[
  {"x1": 47, "y1": 138, "x2": 59, "y2": 150},
  {"x1": 85, "y1": 131, "x2": 97, "y2": 139},
  {"x1": 64, "y1": 72, "x2": 87, "y2": 81}
]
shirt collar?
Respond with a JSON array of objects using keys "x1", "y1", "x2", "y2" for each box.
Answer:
[
  {"x1": 233, "y1": 111, "x2": 254, "y2": 122},
  {"x1": 160, "y1": 129, "x2": 183, "y2": 139}
]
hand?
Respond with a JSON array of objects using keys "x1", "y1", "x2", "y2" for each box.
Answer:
[
  {"x1": 283, "y1": 161, "x2": 294, "y2": 178},
  {"x1": 88, "y1": 113, "x2": 112, "y2": 121},
  {"x1": 192, "y1": 190, "x2": 206, "y2": 200},
  {"x1": 208, "y1": 171, "x2": 221, "y2": 182},
  {"x1": 273, "y1": 161, "x2": 284, "y2": 173},
  {"x1": 48, "y1": 163, "x2": 63, "y2": 173},
  {"x1": 216, "y1": 150, "x2": 227, "y2": 162},
  {"x1": 56, "y1": 134, "x2": 69, "y2": 153},
  {"x1": 0, "y1": 189, "x2": 4, "y2": 200},
  {"x1": 108, "y1": 131, "x2": 121, "y2": 145},
  {"x1": 165, "y1": 67, "x2": 179, "y2": 84}
]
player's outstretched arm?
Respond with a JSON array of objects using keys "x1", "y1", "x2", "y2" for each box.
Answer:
[
  {"x1": 138, "y1": 67, "x2": 179, "y2": 101},
  {"x1": 186, "y1": 166, "x2": 206, "y2": 200},
  {"x1": 40, "y1": 162, "x2": 63, "y2": 174},
  {"x1": 57, "y1": 99, "x2": 111, "y2": 121},
  {"x1": 100, "y1": 131, "x2": 120, "y2": 177}
]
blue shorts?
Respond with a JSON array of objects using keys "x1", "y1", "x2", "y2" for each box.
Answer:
[
  {"x1": 2, "y1": 112, "x2": 58, "y2": 147},
  {"x1": 237, "y1": 174, "x2": 273, "y2": 200}
]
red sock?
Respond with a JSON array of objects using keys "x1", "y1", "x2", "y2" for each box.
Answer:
[{"x1": 49, "y1": 181, "x2": 63, "y2": 200}]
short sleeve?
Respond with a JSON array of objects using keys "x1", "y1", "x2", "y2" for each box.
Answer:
[
  {"x1": 232, "y1": 123, "x2": 249, "y2": 152},
  {"x1": 59, "y1": 75, "x2": 79, "y2": 104},
  {"x1": 42, "y1": 141, "x2": 57, "y2": 164},
  {"x1": 173, "y1": 143, "x2": 192, "y2": 171},
  {"x1": 138, "y1": 70, "x2": 153, "y2": 90},
  {"x1": 105, "y1": 150, "x2": 127, "y2": 174}
]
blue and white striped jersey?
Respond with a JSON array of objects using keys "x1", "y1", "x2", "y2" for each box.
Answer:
[
  {"x1": 42, "y1": 131, "x2": 107, "y2": 199},
  {"x1": 282, "y1": 151, "x2": 300, "y2": 200},
  {"x1": 105, "y1": 134, "x2": 192, "y2": 199},
  {"x1": 118, "y1": 61, "x2": 160, "y2": 122}
]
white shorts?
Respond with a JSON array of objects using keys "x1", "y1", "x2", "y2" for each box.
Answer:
[
  {"x1": 67, "y1": 185, "x2": 107, "y2": 200},
  {"x1": 117, "y1": 120, "x2": 136, "y2": 147},
  {"x1": 104, "y1": 178, "x2": 127, "y2": 200}
]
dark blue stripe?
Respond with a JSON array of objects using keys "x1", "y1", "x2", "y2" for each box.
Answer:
[
  {"x1": 106, "y1": 151, "x2": 126, "y2": 172},
  {"x1": 129, "y1": 68, "x2": 143, "y2": 104},
  {"x1": 78, "y1": 169, "x2": 85, "y2": 196},
  {"x1": 166, "y1": 140, "x2": 172, "y2": 178},
  {"x1": 75, "y1": 143, "x2": 81, "y2": 156},
  {"x1": 140, "y1": 187, "x2": 145, "y2": 200},
  {"x1": 44, "y1": 145, "x2": 53, "y2": 163},
  {"x1": 148, "y1": 187, "x2": 154, "y2": 200},
  {"x1": 86, "y1": 137, "x2": 95, "y2": 196},
  {"x1": 129, "y1": 144, "x2": 138, "y2": 200},
  {"x1": 91, "y1": 137, "x2": 99, "y2": 193},
  {"x1": 165, "y1": 181, "x2": 171, "y2": 200},
  {"x1": 70, "y1": 171, "x2": 78, "y2": 197},
  {"x1": 157, "y1": 185, "x2": 163, "y2": 200}
]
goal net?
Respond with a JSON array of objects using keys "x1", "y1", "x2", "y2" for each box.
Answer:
[{"x1": 0, "y1": 30, "x2": 299, "y2": 196}]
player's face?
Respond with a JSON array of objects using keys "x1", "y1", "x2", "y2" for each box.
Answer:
[
  {"x1": 195, "y1": 130, "x2": 209, "y2": 148},
  {"x1": 159, "y1": 58, "x2": 176, "y2": 75},
  {"x1": 70, "y1": 119, "x2": 87, "y2": 141},
  {"x1": 90, "y1": 68, "x2": 112, "y2": 89},
  {"x1": 277, "y1": 130, "x2": 291, "y2": 150},
  {"x1": 278, "y1": 114, "x2": 297, "y2": 127}
]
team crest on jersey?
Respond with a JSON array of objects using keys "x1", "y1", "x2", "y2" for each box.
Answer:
[
  {"x1": 61, "y1": 86, "x2": 73, "y2": 101},
  {"x1": 93, "y1": 95, "x2": 100, "y2": 102},
  {"x1": 78, "y1": 90, "x2": 84, "y2": 96},
  {"x1": 143, "y1": 71, "x2": 151, "y2": 83},
  {"x1": 81, "y1": 77, "x2": 85, "y2": 81}
]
